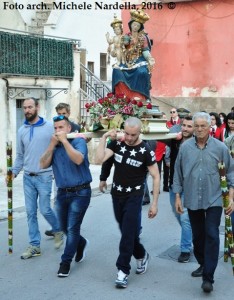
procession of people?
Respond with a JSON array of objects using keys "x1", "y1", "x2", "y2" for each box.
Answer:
[{"x1": 2, "y1": 6, "x2": 234, "y2": 298}]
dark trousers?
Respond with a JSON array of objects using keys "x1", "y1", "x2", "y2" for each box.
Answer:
[
  {"x1": 143, "y1": 177, "x2": 150, "y2": 199},
  {"x1": 112, "y1": 195, "x2": 146, "y2": 275},
  {"x1": 231, "y1": 212, "x2": 234, "y2": 234},
  {"x1": 56, "y1": 188, "x2": 91, "y2": 263},
  {"x1": 188, "y1": 207, "x2": 222, "y2": 283},
  {"x1": 157, "y1": 155, "x2": 169, "y2": 188}
]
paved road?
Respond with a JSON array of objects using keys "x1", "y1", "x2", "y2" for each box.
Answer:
[
  {"x1": 0, "y1": 164, "x2": 108, "y2": 218},
  {"x1": 0, "y1": 169, "x2": 233, "y2": 300}
]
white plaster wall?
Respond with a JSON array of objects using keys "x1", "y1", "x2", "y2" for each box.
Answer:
[
  {"x1": 45, "y1": 2, "x2": 121, "y2": 82},
  {"x1": 0, "y1": 79, "x2": 9, "y2": 173},
  {"x1": 70, "y1": 49, "x2": 81, "y2": 123},
  {"x1": 0, "y1": 76, "x2": 79, "y2": 172},
  {"x1": 0, "y1": 0, "x2": 28, "y2": 31},
  {"x1": 12, "y1": 0, "x2": 37, "y2": 24}
]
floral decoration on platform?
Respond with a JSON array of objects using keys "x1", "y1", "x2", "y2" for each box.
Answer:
[{"x1": 85, "y1": 93, "x2": 152, "y2": 130}]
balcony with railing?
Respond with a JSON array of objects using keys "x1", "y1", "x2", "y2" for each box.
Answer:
[{"x1": 0, "y1": 31, "x2": 73, "y2": 78}]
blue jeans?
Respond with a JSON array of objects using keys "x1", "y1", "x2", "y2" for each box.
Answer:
[
  {"x1": 169, "y1": 189, "x2": 192, "y2": 253},
  {"x1": 138, "y1": 179, "x2": 149, "y2": 233},
  {"x1": 143, "y1": 176, "x2": 150, "y2": 199},
  {"x1": 112, "y1": 194, "x2": 146, "y2": 275},
  {"x1": 188, "y1": 207, "x2": 222, "y2": 284},
  {"x1": 24, "y1": 173, "x2": 60, "y2": 247},
  {"x1": 56, "y1": 187, "x2": 91, "y2": 264}
]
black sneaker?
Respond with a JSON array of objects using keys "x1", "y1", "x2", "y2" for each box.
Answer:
[
  {"x1": 201, "y1": 281, "x2": 213, "y2": 293},
  {"x1": 178, "y1": 252, "x2": 190, "y2": 263},
  {"x1": 191, "y1": 265, "x2": 204, "y2": 277},
  {"x1": 75, "y1": 238, "x2": 89, "y2": 263},
  {"x1": 57, "y1": 262, "x2": 70, "y2": 277},
  {"x1": 45, "y1": 229, "x2": 54, "y2": 237}
]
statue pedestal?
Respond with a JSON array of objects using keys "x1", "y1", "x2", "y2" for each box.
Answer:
[
  {"x1": 69, "y1": 118, "x2": 177, "y2": 164},
  {"x1": 68, "y1": 118, "x2": 177, "y2": 141}
]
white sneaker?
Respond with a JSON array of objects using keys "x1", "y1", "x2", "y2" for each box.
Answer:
[
  {"x1": 115, "y1": 270, "x2": 128, "y2": 288},
  {"x1": 21, "y1": 245, "x2": 41, "y2": 259},
  {"x1": 136, "y1": 252, "x2": 150, "y2": 274}
]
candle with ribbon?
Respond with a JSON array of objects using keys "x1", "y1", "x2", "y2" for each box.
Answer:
[{"x1": 6, "y1": 142, "x2": 13, "y2": 254}]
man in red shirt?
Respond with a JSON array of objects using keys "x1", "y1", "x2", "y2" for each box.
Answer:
[{"x1": 166, "y1": 108, "x2": 181, "y2": 128}]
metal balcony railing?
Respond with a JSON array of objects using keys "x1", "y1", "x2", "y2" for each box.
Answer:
[{"x1": 79, "y1": 88, "x2": 94, "y2": 124}]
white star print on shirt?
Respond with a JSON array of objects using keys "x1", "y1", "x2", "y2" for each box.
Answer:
[
  {"x1": 126, "y1": 186, "x2": 132, "y2": 192},
  {"x1": 129, "y1": 149, "x2": 137, "y2": 156},
  {"x1": 120, "y1": 146, "x2": 127, "y2": 153},
  {"x1": 139, "y1": 147, "x2": 146, "y2": 154},
  {"x1": 135, "y1": 185, "x2": 141, "y2": 190},
  {"x1": 117, "y1": 185, "x2": 123, "y2": 191}
]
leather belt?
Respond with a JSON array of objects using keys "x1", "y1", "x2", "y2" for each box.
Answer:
[
  {"x1": 27, "y1": 172, "x2": 51, "y2": 177},
  {"x1": 58, "y1": 183, "x2": 90, "y2": 192}
]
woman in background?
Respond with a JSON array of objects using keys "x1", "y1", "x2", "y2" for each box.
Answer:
[
  {"x1": 209, "y1": 112, "x2": 223, "y2": 141},
  {"x1": 223, "y1": 112, "x2": 234, "y2": 140},
  {"x1": 219, "y1": 112, "x2": 226, "y2": 131}
]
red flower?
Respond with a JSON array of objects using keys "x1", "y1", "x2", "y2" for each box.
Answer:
[
  {"x1": 106, "y1": 93, "x2": 114, "y2": 98},
  {"x1": 87, "y1": 93, "x2": 148, "y2": 123},
  {"x1": 146, "y1": 103, "x2": 152, "y2": 109},
  {"x1": 112, "y1": 97, "x2": 118, "y2": 104},
  {"x1": 115, "y1": 93, "x2": 125, "y2": 98},
  {"x1": 137, "y1": 101, "x2": 143, "y2": 107},
  {"x1": 126, "y1": 97, "x2": 131, "y2": 104}
]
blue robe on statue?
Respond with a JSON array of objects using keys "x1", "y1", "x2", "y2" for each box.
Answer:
[{"x1": 112, "y1": 56, "x2": 150, "y2": 99}]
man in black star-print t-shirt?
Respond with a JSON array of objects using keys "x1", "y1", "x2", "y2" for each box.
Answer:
[
  {"x1": 108, "y1": 140, "x2": 155, "y2": 198},
  {"x1": 96, "y1": 117, "x2": 160, "y2": 289}
]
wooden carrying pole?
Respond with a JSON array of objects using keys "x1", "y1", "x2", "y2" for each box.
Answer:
[
  {"x1": 218, "y1": 162, "x2": 234, "y2": 274},
  {"x1": 6, "y1": 142, "x2": 13, "y2": 254}
]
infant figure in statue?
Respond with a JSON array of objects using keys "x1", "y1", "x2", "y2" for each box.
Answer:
[{"x1": 106, "y1": 15, "x2": 126, "y2": 66}]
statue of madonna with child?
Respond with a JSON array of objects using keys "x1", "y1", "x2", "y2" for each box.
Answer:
[{"x1": 106, "y1": 6, "x2": 155, "y2": 101}]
